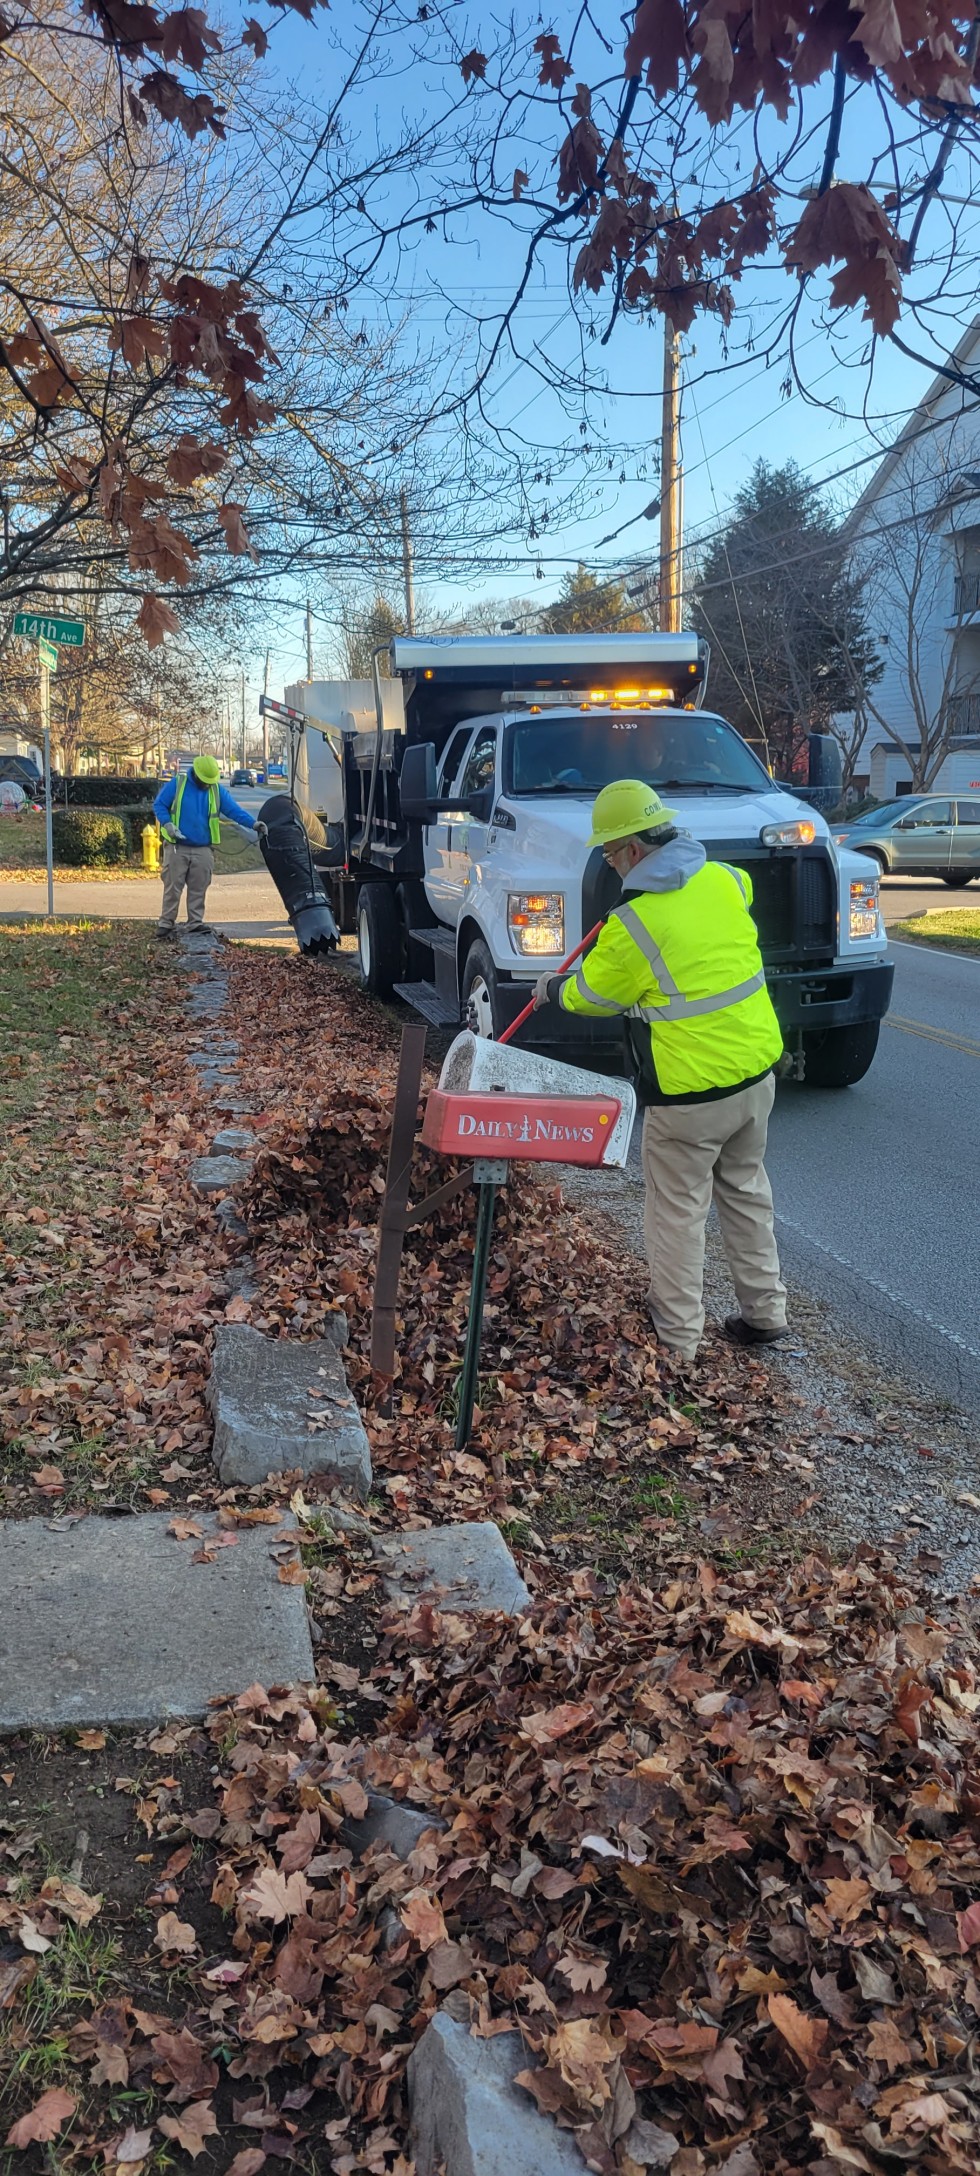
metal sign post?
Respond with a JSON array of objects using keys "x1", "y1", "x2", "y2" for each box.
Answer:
[
  {"x1": 13, "y1": 615, "x2": 86, "y2": 920},
  {"x1": 40, "y1": 648, "x2": 54, "y2": 918},
  {"x1": 455, "y1": 1160, "x2": 507, "y2": 1451}
]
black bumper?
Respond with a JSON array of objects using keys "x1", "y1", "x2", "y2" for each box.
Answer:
[
  {"x1": 496, "y1": 977, "x2": 621, "y2": 1055},
  {"x1": 766, "y1": 959, "x2": 894, "y2": 1032},
  {"x1": 500, "y1": 957, "x2": 895, "y2": 1052}
]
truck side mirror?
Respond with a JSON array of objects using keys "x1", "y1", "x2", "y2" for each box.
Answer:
[
  {"x1": 399, "y1": 741, "x2": 438, "y2": 820},
  {"x1": 807, "y1": 733, "x2": 843, "y2": 799}
]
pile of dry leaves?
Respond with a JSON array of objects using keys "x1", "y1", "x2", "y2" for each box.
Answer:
[
  {"x1": 10, "y1": 1550, "x2": 978, "y2": 2175},
  {"x1": 204, "y1": 1551, "x2": 980, "y2": 2174}
]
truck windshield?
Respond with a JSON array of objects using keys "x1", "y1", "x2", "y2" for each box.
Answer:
[{"x1": 504, "y1": 710, "x2": 769, "y2": 796}]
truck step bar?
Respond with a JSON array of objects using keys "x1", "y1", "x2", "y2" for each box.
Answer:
[
  {"x1": 407, "y1": 924, "x2": 456, "y2": 959},
  {"x1": 392, "y1": 980, "x2": 460, "y2": 1028}
]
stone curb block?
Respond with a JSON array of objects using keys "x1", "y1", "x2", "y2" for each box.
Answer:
[
  {"x1": 208, "y1": 1323, "x2": 370, "y2": 1495},
  {"x1": 375, "y1": 1522, "x2": 530, "y2": 1616},
  {"x1": 408, "y1": 2014, "x2": 585, "y2": 2176},
  {"x1": 212, "y1": 1126, "x2": 258, "y2": 1153},
  {"x1": 190, "y1": 1154, "x2": 253, "y2": 1195},
  {"x1": 342, "y1": 1788, "x2": 445, "y2": 1861}
]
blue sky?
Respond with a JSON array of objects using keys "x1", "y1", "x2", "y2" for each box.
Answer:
[{"x1": 235, "y1": 9, "x2": 980, "y2": 718}]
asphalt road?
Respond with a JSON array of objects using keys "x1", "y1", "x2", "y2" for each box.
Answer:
[
  {"x1": 877, "y1": 873, "x2": 975, "y2": 923},
  {"x1": 766, "y1": 938, "x2": 980, "y2": 1410}
]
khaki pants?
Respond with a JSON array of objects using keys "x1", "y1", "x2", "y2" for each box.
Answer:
[
  {"x1": 158, "y1": 842, "x2": 214, "y2": 931},
  {"x1": 642, "y1": 1074, "x2": 786, "y2": 1362}
]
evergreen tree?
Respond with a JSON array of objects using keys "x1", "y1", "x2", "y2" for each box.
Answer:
[
  {"x1": 539, "y1": 564, "x2": 646, "y2": 634},
  {"x1": 690, "y1": 462, "x2": 880, "y2": 776},
  {"x1": 341, "y1": 593, "x2": 406, "y2": 680}
]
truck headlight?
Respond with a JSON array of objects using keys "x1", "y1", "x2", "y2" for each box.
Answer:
[
  {"x1": 508, "y1": 892, "x2": 564, "y2": 956},
  {"x1": 849, "y1": 877, "x2": 879, "y2": 939},
  {"x1": 760, "y1": 820, "x2": 816, "y2": 847}
]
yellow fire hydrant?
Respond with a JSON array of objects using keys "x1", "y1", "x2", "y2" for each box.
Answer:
[{"x1": 142, "y1": 821, "x2": 161, "y2": 873}]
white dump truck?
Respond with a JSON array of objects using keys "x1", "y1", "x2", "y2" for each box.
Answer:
[{"x1": 283, "y1": 633, "x2": 894, "y2": 1088}]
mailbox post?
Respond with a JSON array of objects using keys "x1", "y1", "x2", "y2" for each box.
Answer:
[{"x1": 370, "y1": 1027, "x2": 637, "y2": 1450}]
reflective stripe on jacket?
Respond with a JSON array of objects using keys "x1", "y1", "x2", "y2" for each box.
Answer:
[
  {"x1": 172, "y1": 772, "x2": 221, "y2": 846},
  {"x1": 559, "y1": 854, "x2": 783, "y2": 1099}
]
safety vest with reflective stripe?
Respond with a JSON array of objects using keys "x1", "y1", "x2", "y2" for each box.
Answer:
[
  {"x1": 171, "y1": 771, "x2": 221, "y2": 846},
  {"x1": 559, "y1": 859, "x2": 783, "y2": 1098}
]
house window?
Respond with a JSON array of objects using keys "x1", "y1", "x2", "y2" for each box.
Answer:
[{"x1": 954, "y1": 537, "x2": 980, "y2": 616}]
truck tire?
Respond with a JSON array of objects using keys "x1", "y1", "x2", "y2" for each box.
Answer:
[
  {"x1": 357, "y1": 884, "x2": 402, "y2": 997},
  {"x1": 462, "y1": 938, "x2": 504, "y2": 1040},
  {"x1": 942, "y1": 872, "x2": 975, "y2": 887},
  {"x1": 802, "y1": 1020, "x2": 879, "y2": 1089}
]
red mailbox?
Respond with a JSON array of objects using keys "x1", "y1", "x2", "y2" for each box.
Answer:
[{"x1": 422, "y1": 1087, "x2": 623, "y2": 1166}]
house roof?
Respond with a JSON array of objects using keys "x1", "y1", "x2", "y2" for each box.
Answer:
[{"x1": 843, "y1": 316, "x2": 980, "y2": 540}]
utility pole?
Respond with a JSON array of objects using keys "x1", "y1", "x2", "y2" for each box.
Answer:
[
  {"x1": 399, "y1": 489, "x2": 416, "y2": 635},
  {"x1": 659, "y1": 315, "x2": 683, "y2": 633},
  {"x1": 240, "y1": 671, "x2": 247, "y2": 769},
  {"x1": 262, "y1": 648, "x2": 270, "y2": 779},
  {"x1": 306, "y1": 599, "x2": 314, "y2": 682}
]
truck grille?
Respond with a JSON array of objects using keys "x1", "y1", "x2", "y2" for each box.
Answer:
[
  {"x1": 582, "y1": 843, "x2": 837, "y2": 970},
  {"x1": 705, "y1": 845, "x2": 836, "y2": 966}
]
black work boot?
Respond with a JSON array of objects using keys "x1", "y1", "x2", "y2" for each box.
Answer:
[{"x1": 724, "y1": 1314, "x2": 787, "y2": 1347}]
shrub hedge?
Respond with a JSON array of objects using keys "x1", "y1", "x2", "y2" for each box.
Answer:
[
  {"x1": 115, "y1": 803, "x2": 159, "y2": 852},
  {"x1": 57, "y1": 776, "x2": 161, "y2": 807},
  {"x1": 51, "y1": 809, "x2": 130, "y2": 866}
]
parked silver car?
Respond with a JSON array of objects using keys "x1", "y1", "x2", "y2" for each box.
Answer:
[{"x1": 834, "y1": 794, "x2": 980, "y2": 884}]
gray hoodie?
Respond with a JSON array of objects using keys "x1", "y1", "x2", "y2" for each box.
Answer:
[{"x1": 621, "y1": 832, "x2": 706, "y2": 895}]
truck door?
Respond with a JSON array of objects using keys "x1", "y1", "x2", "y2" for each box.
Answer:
[
  {"x1": 443, "y1": 725, "x2": 498, "y2": 923},
  {"x1": 423, "y1": 725, "x2": 474, "y2": 919}
]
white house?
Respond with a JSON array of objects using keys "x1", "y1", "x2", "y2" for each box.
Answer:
[{"x1": 839, "y1": 317, "x2": 980, "y2": 797}]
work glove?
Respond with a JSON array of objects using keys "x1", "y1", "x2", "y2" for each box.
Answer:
[
  {"x1": 255, "y1": 819, "x2": 269, "y2": 841},
  {"x1": 532, "y1": 971, "x2": 556, "y2": 1011}
]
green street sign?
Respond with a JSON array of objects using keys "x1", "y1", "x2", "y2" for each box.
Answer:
[
  {"x1": 38, "y1": 637, "x2": 57, "y2": 671},
  {"x1": 13, "y1": 611, "x2": 86, "y2": 647}
]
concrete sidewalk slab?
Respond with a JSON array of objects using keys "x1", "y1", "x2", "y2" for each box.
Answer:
[
  {"x1": 0, "y1": 1512, "x2": 313, "y2": 1731},
  {"x1": 0, "y1": 870, "x2": 293, "y2": 944}
]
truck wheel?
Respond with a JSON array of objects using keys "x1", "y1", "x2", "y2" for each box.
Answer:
[
  {"x1": 942, "y1": 873, "x2": 974, "y2": 887},
  {"x1": 357, "y1": 885, "x2": 402, "y2": 997},
  {"x1": 462, "y1": 939, "x2": 503, "y2": 1040},
  {"x1": 802, "y1": 1020, "x2": 880, "y2": 1089}
]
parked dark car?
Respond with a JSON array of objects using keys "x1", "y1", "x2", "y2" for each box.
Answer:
[
  {"x1": 835, "y1": 795, "x2": 980, "y2": 884},
  {"x1": 0, "y1": 753, "x2": 42, "y2": 793},
  {"x1": 231, "y1": 767, "x2": 258, "y2": 788}
]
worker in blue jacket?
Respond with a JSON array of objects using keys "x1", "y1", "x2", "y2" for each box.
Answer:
[{"x1": 152, "y1": 756, "x2": 262, "y2": 939}]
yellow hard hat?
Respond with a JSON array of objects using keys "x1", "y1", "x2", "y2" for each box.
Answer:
[
  {"x1": 587, "y1": 778, "x2": 676, "y2": 848},
  {"x1": 193, "y1": 755, "x2": 220, "y2": 786}
]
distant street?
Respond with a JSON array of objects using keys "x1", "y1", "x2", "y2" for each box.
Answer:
[{"x1": 766, "y1": 938, "x2": 980, "y2": 1409}]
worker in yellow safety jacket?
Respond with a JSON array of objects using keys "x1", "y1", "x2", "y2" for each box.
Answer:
[{"x1": 532, "y1": 778, "x2": 787, "y2": 1365}]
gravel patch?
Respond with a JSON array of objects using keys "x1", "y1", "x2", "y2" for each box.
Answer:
[{"x1": 561, "y1": 1157, "x2": 980, "y2": 1594}]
